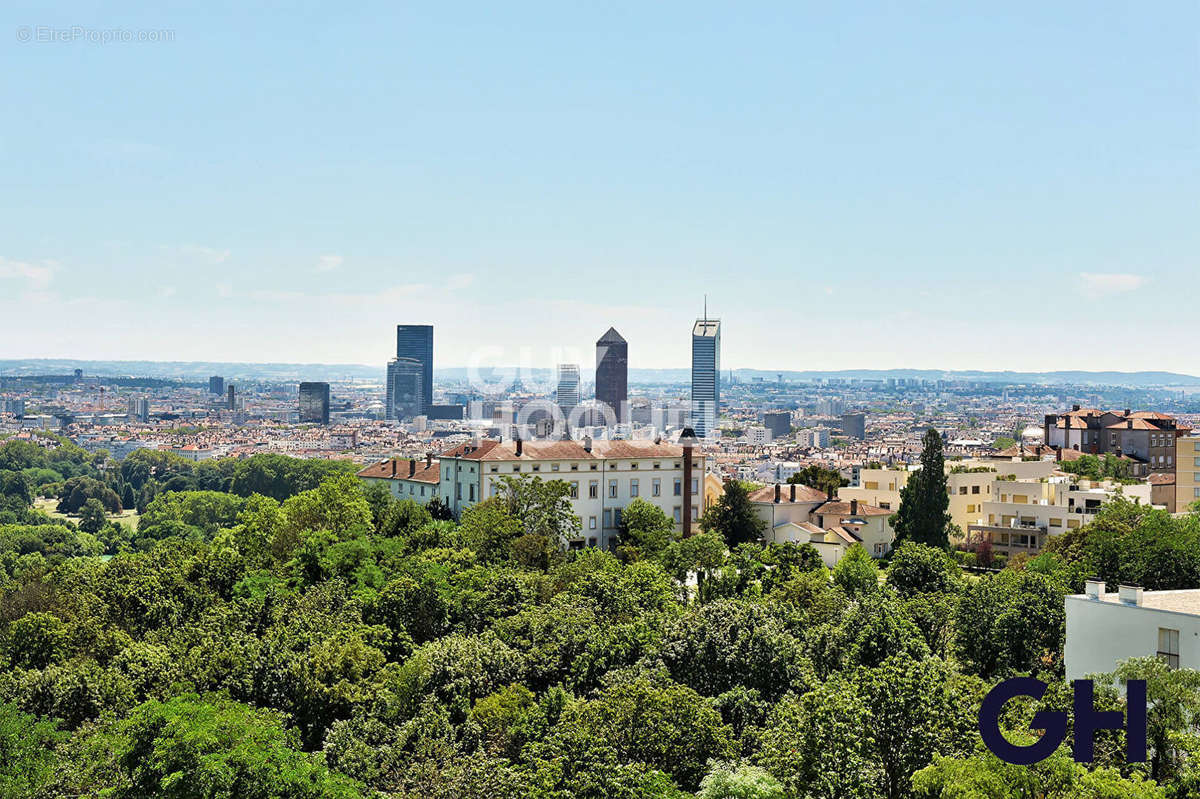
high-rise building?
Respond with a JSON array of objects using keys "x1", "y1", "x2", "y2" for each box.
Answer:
[
  {"x1": 841, "y1": 412, "x2": 866, "y2": 440},
  {"x1": 691, "y1": 318, "x2": 721, "y2": 438},
  {"x1": 763, "y1": 410, "x2": 791, "y2": 440},
  {"x1": 2, "y1": 399, "x2": 25, "y2": 418},
  {"x1": 556, "y1": 363, "x2": 580, "y2": 423},
  {"x1": 209, "y1": 376, "x2": 225, "y2": 395},
  {"x1": 227, "y1": 385, "x2": 237, "y2": 411},
  {"x1": 127, "y1": 397, "x2": 150, "y2": 423},
  {"x1": 299, "y1": 382, "x2": 331, "y2": 424},
  {"x1": 386, "y1": 357, "x2": 424, "y2": 420},
  {"x1": 595, "y1": 327, "x2": 628, "y2": 425},
  {"x1": 395, "y1": 325, "x2": 433, "y2": 411}
]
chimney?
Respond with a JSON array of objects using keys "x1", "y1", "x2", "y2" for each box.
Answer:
[
  {"x1": 409, "y1": 459, "x2": 416, "y2": 477},
  {"x1": 774, "y1": 484, "x2": 781, "y2": 503},
  {"x1": 425, "y1": 452, "x2": 433, "y2": 468},
  {"x1": 1124, "y1": 409, "x2": 1131, "y2": 417},
  {"x1": 826, "y1": 484, "x2": 834, "y2": 501},
  {"x1": 1073, "y1": 404, "x2": 1081, "y2": 412},
  {"x1": 1118, "y1": 584, "x2": 1143, "y2": 606},
  {"x1": 851, "y1": 499, "x2": 859, "y2": 516},
  {"x1": 583, "y1": 435, "x2": 592, "y2": 453},
  {"x1": 1127, "y1": 420, "x2": 1133, "y2": 429},
  {"x1": 790, "y1": 484, "x2": 796, "y2": 502},
  {"x1": 1084, "y1": 579, "x2": 1104, "y2": 600},
  {"x1": 516, "y1": 437, "x2": 523, "y2": 457},
  {"x1": 390, "y1": 458, "x2": 398, "y2": 477},
  {"x1": 678, "y1": 427, "x2": 698, "y2": 536}
]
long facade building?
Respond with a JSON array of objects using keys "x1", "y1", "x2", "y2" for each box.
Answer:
[{"x1": 359, "y1": 437, "x2": 704, "y2": 550}]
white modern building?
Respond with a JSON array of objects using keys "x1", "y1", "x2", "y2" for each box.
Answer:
[
  {"x1": 556, "y1": 364, "x2": 580, "y2": 423},
  {"x1": 1065, "y1": 581, "x2": 1200, "y2": 682}
]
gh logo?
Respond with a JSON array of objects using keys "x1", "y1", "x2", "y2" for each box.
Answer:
[{"x1": 979, "y1": 677, "x2": 1147, "y2": 764}]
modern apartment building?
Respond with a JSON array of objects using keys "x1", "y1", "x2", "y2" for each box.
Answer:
[
  {"x1": 127, "y1": 397, "x2": 149, "y2": 423},
  {"x1": 763, "y1": 410, "x2": 791, "y2": 439},
  {"x1": 208, "y1": 376, "x2": 225, "y2": 395},
  {"x1": 966, "y1": 475, "x2": 1152, "y2": 557},
  {"x1": 298, "y1": 381, "x2": 331, "y2": 424},
  {"x1": 1176, "y1": 435, "x2": 1200, "y2": 512},
  {"x1": 841, "y1": 412, "x2": 866, "y2": 440},
  {"x1": 1044, "y1": 406, "x2": 1182, "y2": 474},
  {"x1": 595, "y1": 328, "x2": 628, "y2": 425},
  {"x1": 395, "y1": 324, "x2": 434, "y2": 411},
  {"x1": 432, "y1": 436, "x2": 705, "y2": 549},
  {"x1": 1066, "y1": 581, "x2": 1200, "y2": 682},
  {"x1": 690, "y1": 318, "x2": 720, "y2": 438}
]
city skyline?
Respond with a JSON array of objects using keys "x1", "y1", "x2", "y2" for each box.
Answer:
[{"x1": 1, "y1": 3, "x2": 1196, "y2": 373}]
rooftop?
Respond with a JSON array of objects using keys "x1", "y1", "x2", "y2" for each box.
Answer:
[{"x1": 1069, "y1": 587, "x2": 1200, "y2": 617}]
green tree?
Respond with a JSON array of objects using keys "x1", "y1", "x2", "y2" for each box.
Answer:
[
  {"x1": 698, "y1": 762, "x2": 786, "y2": 799},
  {"x1": 492, "y1": 475, "x2": 582, "y2": 548},
  {"x1": 886, "y1": 542, "x2": 962, "y2": 597},
  {"x1": 618, "y1": 497, "x2": 676, "y2": 558},
  {"x1": 912, "y1": 749, "x2": 1165, "y2": 799},
  {"x1": 787, "y1": 465, "x2": 848, "y2": 497},
  {"x1": 0, "y1": 702, "x2": 64, "y2": 799},
  {"x1": 1105, "y1": 656, "x2": 1200, "y2": 786},
  {"x1": 954, "y1": 569, "x2": 1065, "y2": 679},
  {"x1": 701, "y1": 480, "x2": 767, "y2": 547},
  {"x1": 892, "y1": 429, "x2": 951, "y2": 548},
  {"x1": 77, "y1": 497, "x2": 109, "y2": 535},
  {"x1": 833, "y1": 544, "x2": 878, "y2": 597}
]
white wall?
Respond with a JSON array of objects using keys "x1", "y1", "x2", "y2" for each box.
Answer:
[{"x1": 1065, "y1": 594, "x2": 1200, "y2": 682}]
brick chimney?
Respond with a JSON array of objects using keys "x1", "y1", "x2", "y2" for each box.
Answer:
[
  {"x1": 515, "y1": 438, "x2": 523, "y2": 457},
  {"x1": 678, "y1": 427, "x2": 698, "y2": 536},
  {"x1": 390, "y1": 458, "x2": 397, "y2": 477},
  {"x1": 409, "y1": 459, "x2": 416, "y2": 477},
  {"x1": 774, "y1": 484, "x2": 781, "y2": 503},
  {"x1": 851, "y1": 499, "x2": 859, "y2": 516},
  {"x1": 425, "y1": 452, "x2": 432, "y2": 468},
  {"x1": 790, "y1": 484, "x2": 796, "y2": 502}
]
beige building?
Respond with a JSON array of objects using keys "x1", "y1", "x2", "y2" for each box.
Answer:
[
  {"x1": 748, "y1": 483, "x2": 894, "y2": 566},
  {"x1": 1176, "y1": 436, "x2": 1200, "y2": 513}
]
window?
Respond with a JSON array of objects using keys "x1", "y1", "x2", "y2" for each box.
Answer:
[
  {"x1": 490, "y1": 466, "x2": 499, "y2": 472},
  {"x1": 1050, "y1": 518, "x2": 1063, "y2": 527},
  {"x1": 631, "y1": 462, "x2": 638, "y2": 470},
  {"x1": 589, "y1": 481, "x2": 599, "y2": 499},
  {"x1": 673, "y1": 506, "x2": 682, "y2": 523},
  {"x1": 653, "y1": 462, "x2": 661, "y2": 469},
  {"x1": 1158, "y1": 628, "x2": 1181, "y2": 669},
  {"x1": 959, "y1": 486, "x2": 968, "y2": 495},
  {"x1": 590, "y1": 464, "x2": 598, "y2": 470},
  {"x1": 879, "y1": 502, "x2": 890, "y2": 510},
  {"x1": 469, "y1": 484, "x2": 475, "y2": 502},
  {"x1": 674, "y1": 479, "x2": 682, "y2": 496},
  {"x1": 652, "y1": 478, "x2": 661, "y2": 497},
  {"x1": 551, "y1": 463, "x2": 559, "y2": 472},
  {"x1": 864, "y1": 481, "x2": 879, "y2": 490},
  {"x1": 614, "y1": 508, "x2": 622, "y2": 528},
  {"x1": 609, "y1": 480, "x2": 619, "y2": 498},
  {"x1": 456, "y1": 484, "x2": 462, "y2": 501},
  {"x1": 588, "y1": 537, "x2": 597, "y2": 547},
  {"x1": 570, "y1": 463, "x2": 578, "y2": 471},
  {"x1": 604, "y1": 509, "x2": 612, "y2": 528},
  {"x1": 532, "y1": 465, "x2": 540, "y2": 472},
  {"x1": 589, "y1": 516, "x2": 597, "y2": 529},
  {"x1": 691, "y1": 506, "x2": 698, "y2": 521},
  {"x1": 513, "y1": 465, "x2": 521, "y2": 472},
  {"x1": 972, "y1": 485, "x2": 980, "y2": 494},
  {"x1": 630, "y1": 479, "x2": 639, "y2": 497},
  {"x1": 569, "y1": 481, "x2": 579, "y2": 499},
  {"x1": 692, "y1": 477, "x2": 699, "y2": 494}
]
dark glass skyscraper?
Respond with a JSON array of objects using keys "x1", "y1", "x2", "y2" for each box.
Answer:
[
  {"x1": 595, "y1": 327, "x2": 628, "y2": 424},
  {"x1": 386, "y1": 357, "x2": 424, "y2": 420},
  {"x1": 395, "y1": 325, "x2": 433, "y2": 410},
  {"x1": 691, "y1": 318, "x2": 720, "y2": 438},
  {"x1": 299, "y1": 381, "x2": 331, "y2": 424}
]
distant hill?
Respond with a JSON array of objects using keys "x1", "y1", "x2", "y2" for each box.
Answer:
[{"x1": 3, "y1": 359, "x2": 1198, "y2": 388}]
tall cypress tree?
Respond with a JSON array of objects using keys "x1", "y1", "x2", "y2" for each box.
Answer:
[{"x1": 892, "y1": 428, "x2": 951, "y2": 548}]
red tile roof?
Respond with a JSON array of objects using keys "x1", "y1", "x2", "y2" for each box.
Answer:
[
  {"x1": 748, "y1": 483, "x2": 828, "y2": 504},
  {"x1": 357, "y1": 458, "x2": 440, "y2": 483}
]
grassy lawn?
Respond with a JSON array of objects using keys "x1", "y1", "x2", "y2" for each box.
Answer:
[{"x1": 33, "y1": 497, "x2": 140, "y2": 531}]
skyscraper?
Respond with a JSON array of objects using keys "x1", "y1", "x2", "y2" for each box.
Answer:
[
  {"x1": 386, "y1": 357, "x2": 424, "y2": 420},
  {"x1": 691, "y1": 318, "x2": 721, "y2": 438},
  {"x1": 209, "y1": 376, "x2": 225, "y2": 395},
  {"x1": 227, "y1": 384, "x2": 237, "y2": 410},
  {"x1": 395, "y1": 325, "x2": 433, "y2": 411},
  {"x1": 299, "y1": 382, "x2": 331, "y2": 424},
  {"x1": 595, "y1": 327, "x2": 628, "y2": 425},
  {"x1": 127, "y1": 397, "x2": 149, "y2": 423},
  {"x1": 841, "y1": 412, "x2": 866, "y2": 440},
  {"x1": 556, "y1": 363, "x2": 580, "y2": 423}
]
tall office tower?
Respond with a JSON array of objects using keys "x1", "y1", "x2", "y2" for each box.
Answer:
[
  {"x1": 691, "y1": 318, "x2": 721, "y2": 438},
  {"x1": 841, "y1": 411, "x2": 866, "y2": 440},
  {"x1": 386, "y1": 357, "x2": 424, "y2": 420},
  {"x1": 227, "y1": 385, "x2": 237, "y2": 410},
  {"x1": 395, "y1": 325, "x2": 433, "y2": 411},
  {"x1": 763, "y1": 410, "x2": 791, "y2": 440},
  {"x1": 127, "y1": 397, "x2": 149, "y2": 423},
  {"x1": 556, "y1": 364, "x2": 580, "y2": 422},
  {"x1": 209, "y1": 376, "x2": 225, "y2": 395},
  {"x1": 299, "y1": 381, "x2": 331, "y2": 424},
  {"x1": 595, "y1": 327, "x2": 628, "y2": 424}
]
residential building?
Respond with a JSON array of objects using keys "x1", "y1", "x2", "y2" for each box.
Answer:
[
  {"x1": 2, "y1": 399, "x2": 25, "y2": 418},
  {"x1": 127, "y1": 397, "x2": 149, "y2": 423},
  {"x1": 298, "y1": 382, "x2": 331, "y2": 424},
  {"x1": 226, "y1": 385, "x2": 237, "y2": 410},
  {"x1": 763, "y1": 411, "x2": 791, "y2": 439},
  {"x1": 691, "y1": 318, "x2": 720, "y2": 438},
  {"x1": 967, "y1": 475, "x2": 1152, "y2": 557},
  {"x1": 556, "y1": 363, "x2": 580, "y2": 423},
  {"x1": 815, "y1": 398, "x2": 844, "y2": 416},
  {"x1": 841, "y1": 412, "x2": 866, "y2": 440},
  {"x1": 745, "y1": 425, "x2": 771, "y2": 445},
  {"x1": 595, "y1": 328, "x2": 628, "y2": 425},
  {"x1": 748, "y1": 483, "x2": 895, "y2": 565},
  {"x1": 357, "y1": 455, "x2": 441, "y2": 503},
  {"x1": 1044, "y1": 407, "x2": 1182, "y2": 474},
  {"x1": 386, "y1": 357, "x2": 424, "y2": 420},
  {"x1": 421, "y1": 437, "x2": 704, "y2": 549},
  {"x1": 1066, "y1": 581, "x2": 1200, "y2": 682},
  {"x1": 427, "y1": 404, "x2": 465, "y2": 421},
  {"x1": 1176, "y1": 435, "x2": 1200, "y2": 512},
  {"x1": 396, "y1": 324, "x2": 434, "y2": 411},
  {"x1": 209, "y1": 376, "x2": 224, "y2": 395}
]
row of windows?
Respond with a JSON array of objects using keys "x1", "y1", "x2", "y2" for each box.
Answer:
[
  {"x1": 489, "y1": 460, "x2": 687, "y2": 474},
  {"x1": 584, "y1": 504, "x2": 698, "y2": 530},
  {"x1": 957, "y1": 485, "x2": 987, "y2": 495}
]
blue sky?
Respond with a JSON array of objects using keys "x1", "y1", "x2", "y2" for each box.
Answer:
[{"x1": 1, "y1": 2, "x2": 1196, "y2": 373}]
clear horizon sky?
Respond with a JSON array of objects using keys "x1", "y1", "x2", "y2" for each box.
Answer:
[{"x1": 2, "y1": 2, "x2": 1197, "y2": 373}]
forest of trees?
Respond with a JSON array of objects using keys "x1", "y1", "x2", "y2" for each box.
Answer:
[{"x1": 2, "y1": 435, "x2": 1200, "y2": 797}]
